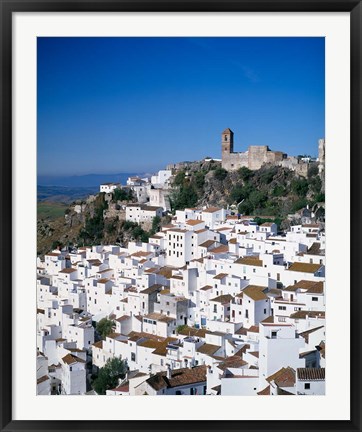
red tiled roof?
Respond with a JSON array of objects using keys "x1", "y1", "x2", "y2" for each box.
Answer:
[
  {"x1": 297, "y1": 368, "x2": 325, "y2": 381},
  {"x1": 146, "y1": 365, "x2": 207, "y2": 391},
  {"x1": 267, "y1": 367, "x2": 295, "y2": 387},
  {"x1": 257, "y1": 385, "x2": 270, "y2": 395}
]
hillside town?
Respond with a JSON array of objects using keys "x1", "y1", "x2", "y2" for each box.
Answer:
[
  {"x1": 37, "y1": 193, "x2": 325, "y2": 396},
  {"x1": 37, "y1": 128, "x2": 326, "y2": 396}
]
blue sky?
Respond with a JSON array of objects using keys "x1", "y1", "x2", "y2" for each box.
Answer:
[{"x1": 37, "y1": 37, "x2": 325, "y2": 176}]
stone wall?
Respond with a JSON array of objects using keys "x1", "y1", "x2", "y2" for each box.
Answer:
[
  {"x1": 221, "y1": 134, "x2": 318, "y2": 178},
  {"x1": 222, "y1": 151, "x2": 249, "y2": 171},
  {"x1": 248, "y1": 146, "x2": 269, "y2": 170},
  {"x1": 222, "y1": 142, "x2": 289, "y2": 172}
]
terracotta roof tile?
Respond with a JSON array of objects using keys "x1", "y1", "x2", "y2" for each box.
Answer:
[
  {"x1": 287, "y1": 262, "x2": 323, "y2": 273},
  {"x1": 297, "y1": 368, "x2": 325, "y2": 380},
  {"x1": 62, "y1": 353, "x2": 86, "y2": 365},
  {"x1": 146, "y1": 365, "x2": 207, "y2": 391},
  {"x1": 197, "y1": 343, "x2": 221, "y2": 356},
  {"x1": 210, "y1": 294, "x2": 233, "y2": 304},
  {"x1": 267, "y1": 367, "x2": 295, "y2": 387},
  {"x1": 213, "y1": 273, "x2": 228, "y2": 280},
  {"x1": 242, "y1": 285, "x2": 268, "y2": 301},
  {"x1": 203, "y1": 207, "x2": 221, "y2": 213},
  {"x1": 235, "y1": 256, "x2": 263, "y2": 267},
  {"x1": 298, "y1": 325, "x2": 324, "y2": 343},
  {"x1": 37, "y1": 375, "x2": 50, "y2": 385},
  {"x1": 289, "y1": 310, "x2": 325, "y2": 320},
  {"x1": 257, "y1": 385, "x2": 270, "y2": 395}
]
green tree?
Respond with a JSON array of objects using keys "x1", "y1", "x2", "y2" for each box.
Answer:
[
  {"x1": 272, "y1": 185, "x2": 285, "y2": 197},
  {"x1": 291, "y1": 198, "x2": 308, "y2": 212},
  {"x1": 51, "y1": 240, "x2": 62, "y2": 250},
  {"x1": 238, "y1": 166, "x2": 254, "y2": 181},
  {"x1": 96, "y1": 318, "x2": 114, "y2": 339},
  {"x1": 173, "y1": 171, "x2": 186, "y2": 186},
  {"x1": 229, "y1": 186, "x2": 246, "y2": 204},
  {"x1": 238, "y1": 200, "x2": 253, "y2": 215},
  {"x1": 192, "y1": 171, "x2": 206, "y2": 190},
  {"x1": 92, "y1": 357, "x2": 128, "y2": 395},
  {"x1": 259, "y1": 166, "x2": 278, "y2": 185},
  {"x1": 113, "y1": 188, "x2": 132, "y2": 202},
  {"x1": 150, "y1": 216, "x2": 161, "y2": 235},
  {"x1": 123, "y1": 220, "x2": 138, "y2": 230},
  {"x1": 78, "y1": 195, "x2": 108, "y2": 245},
  {"x1": 309, "y1": 175, "x2": 322, "y2": 194},
  {"x1": 291, "y1": 178, "x2": 309, "y2": 197},
  {"x1": 248, "y1": 190, "x2": 268, "y2": 210},
  {"x1": 314, "y1": 192, "x2": 325, "y2": 203},
  {"x1": 171, "y1": 183, "x2": 198, "y2": 211},
  {"x1": 176, "y1": 324, "x2": 188, "y2": 333},
  {"x1": 213, "y1": 167, "x2": 228, "y2": 181}
]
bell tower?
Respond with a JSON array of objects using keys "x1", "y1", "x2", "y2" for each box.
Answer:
[{"x1": 222, "y1": 128, "x2": 234, "y2": 154}]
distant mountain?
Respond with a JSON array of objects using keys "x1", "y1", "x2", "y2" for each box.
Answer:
[
  {"x1": 37, "y1": 185, "x2": 99, "y2": 204},
  {"x1": 37, "y1": 173, "x2": 143, "y2": 188}
]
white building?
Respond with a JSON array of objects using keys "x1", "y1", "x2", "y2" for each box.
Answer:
[
  {"x1": 126, "y1": 204, "x2": 163, "y2": 225},
  {"x1": 151, "y1": 170, "x2": 172, "y2": 186},
  {"x1": 99, "y1": 182, "x2": 121, "y2": 193},
  {"x1": 296, "y1": 368, "x2": 325, "y2": 395},
  {"x1": 60, "y1": 353, "x2": 86, "y2": 395}
]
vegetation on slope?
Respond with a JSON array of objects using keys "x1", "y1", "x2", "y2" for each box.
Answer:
[
  {"x1": 170, "y1": 161, "x2": 324, "y2": 218},
  {"x1": 37, "y1": 161, "x2": 324, "y2": 255}
]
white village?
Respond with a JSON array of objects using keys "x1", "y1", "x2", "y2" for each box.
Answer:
[{"x1": 37, "y1": 131, "x2": 326, "y2": 397}]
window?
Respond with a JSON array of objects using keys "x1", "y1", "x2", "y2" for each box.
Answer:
[
  {"x1": 271, "y1": 331, "x2": 277, "y2": 338},
  {"x1": 245, "y1": 310, "x2": 249, "y2": 319},
  {"x1": 264, "y1": 308, "x2": 267, "y2": 314},
  {"x1": 312, "y1": 297, "x2": 318, "y2": 302},
  {"x1": 304, "y1": 383, "x2": 310, "y2": 390},
  {"x1": 278, "y1": 317, "x2": 286, "y2": 322},
  {"x1": 131, "y1": 352, "x2": 136, "y2": 361},
  {"x1": 278, "y1": 306, "x2": 286, "y2": 311},
  {"x1": 213, "y1": 305, "x2": 217, "y2": 313}
]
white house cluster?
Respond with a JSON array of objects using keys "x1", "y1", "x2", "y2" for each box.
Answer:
[{"x1": 37, "y1": 202, "x2": 325, "y2": 397}]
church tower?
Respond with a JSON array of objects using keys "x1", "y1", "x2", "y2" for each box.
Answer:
[{"x1": 222, "y1": 128, "x2": 234, "y2": 155}]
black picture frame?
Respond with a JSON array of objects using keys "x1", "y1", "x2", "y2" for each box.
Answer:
[{"x1": 1, "y1": 1, "x2": 361, "y2": 431}]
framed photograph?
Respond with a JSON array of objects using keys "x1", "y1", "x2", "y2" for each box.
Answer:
[{"x1": 1, "y1": 1, "x2": 361, "y2": 431}]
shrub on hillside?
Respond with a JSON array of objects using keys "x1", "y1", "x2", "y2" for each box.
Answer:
[{"x1": 213, "y1": 167, "x2": 228, "y2": 181}]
